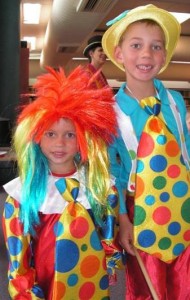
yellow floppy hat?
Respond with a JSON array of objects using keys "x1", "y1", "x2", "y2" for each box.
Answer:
[{"x1": 102, "y1": 4, "x2": 181, "y2": 74}]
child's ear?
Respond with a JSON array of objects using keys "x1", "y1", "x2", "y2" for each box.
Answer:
[{"x1": 114, "y1": 46, "x2": 124, "y2": 64}]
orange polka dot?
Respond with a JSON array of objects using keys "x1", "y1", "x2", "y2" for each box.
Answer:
[
  {"x1": 67, "y1": 202, "x2": 77, "y2": 217},
  {"x1": 135, "y1": 175, "x2": 145, "y2": 199},
  {"x1": 80, "y1": 255, "x2": 100, "y2": 278},
  {"x1": 152, "y1": 252, "x2": 162, "y2": 260},
  {"x1": 53, "y1": 281, "x2": 66, "y2": 298},
  {"x1": 165, "y1": 140, "x2": 180, "y2": 157},
  {"x1": 149, "y1": 118, "x2": 163, "y2": 133}
]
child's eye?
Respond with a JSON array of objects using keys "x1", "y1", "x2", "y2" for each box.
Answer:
[
  {"x1": 131, "y1": 43, "x2": 141, "y2": 49},
  {"x1": 66, "y1": 132, "x2": 76, "y2": 138},
  {"x1": 44, "y1": 131, "x2": 55, "y2": 138},
  {"x1": 152, "y1": 44, "x2": 162, "y2": 51}
]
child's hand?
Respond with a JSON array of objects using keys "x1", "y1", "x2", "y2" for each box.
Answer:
[{"x1": 119, "y1": 213, "x2": 135, "y2": 256}]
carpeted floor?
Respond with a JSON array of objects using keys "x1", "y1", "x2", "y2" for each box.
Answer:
[{"x1": 0, "y1": 185, "x2": 126, "y2": 299}]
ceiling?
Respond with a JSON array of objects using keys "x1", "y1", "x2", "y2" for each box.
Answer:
[{"x1": 20, "y1": 0, "x2": 190, "y2": 88}]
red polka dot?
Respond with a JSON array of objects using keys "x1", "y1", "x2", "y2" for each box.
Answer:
[
  {"x1": 184, "y1": 230, "x2": 190, "y2": 241},
  {"x1": 70, "y1": 217, "x2": 89, "y2": 238},
  {"x1": 138, "y1": 132, "x2": 155, "y2": 157},
  {"x1": 167, "y1": 165, "x2": 180, "y2": 178},
  {"x1": 10, "y1": 217, "x2": 24, "y2": 235},
  {"x1": 79, "y1": 282, "x2": 95, "y2": 299},
  {"x1": 102, "y1": 256, "x2": 107, "y2": 270},
  {"x1": 14, "y1": 199, "x2": 20, "y2": 208},
  {"x1": 153, "y1": 206, "x2": 171, "y2": 225}
]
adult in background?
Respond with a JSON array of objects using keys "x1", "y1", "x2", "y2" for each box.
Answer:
[{"x1": 83, "y1": 35, "x2": 108, "y2": 89}]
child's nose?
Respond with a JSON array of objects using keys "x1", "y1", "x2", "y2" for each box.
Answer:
[
  {"x1": 141, "y1": 46, "x2": 152, "y2": 57},
  {"x1": 55, "y1": 136, "x2": 65, "y2": 145}
]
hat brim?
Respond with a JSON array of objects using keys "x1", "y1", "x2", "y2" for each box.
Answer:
[
  {"x1": 102, "y1": 5, "x2": 181, "y2": 74},
  {"x1": 83, "y1": 42, "x2": 102, "y2": 57}
]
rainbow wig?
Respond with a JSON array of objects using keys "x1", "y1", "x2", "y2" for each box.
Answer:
[{"x1": 14, "y1": 66, "x2": 117, "y2": 234}]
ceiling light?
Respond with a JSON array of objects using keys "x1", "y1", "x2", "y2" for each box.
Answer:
[
  {"x1": 23, "y1": 3, "x2": 41, "y2": 24},
  {"x1": 171, "y1": 12, "x2": 190, "y2": 24}
]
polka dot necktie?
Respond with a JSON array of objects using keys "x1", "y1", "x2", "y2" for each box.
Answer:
[
  {"x1": 52, "y1": 177, "x2": 110, "y2": 299},
  {"x1": 133, "y1": 97, "x2": 190, "y2": 263}
]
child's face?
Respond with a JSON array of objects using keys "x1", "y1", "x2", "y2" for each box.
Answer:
[
  {"x1": 114, "y1": 22, "x2": 166, "y2": 82},
  {"x1": 40, "y1": 118, "x2": 78, "y2": 174}
]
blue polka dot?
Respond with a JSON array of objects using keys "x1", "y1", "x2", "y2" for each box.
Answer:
[
  {"x1": 32, "y1": 286, "x2": 45, "y2": 298},
  {"x1": 150, "y1": 155, "x2": 167, "y2": 172},
  {"x1": 157, "y1": 135, "x2": 167, "y2": 145},
  {"x1": 136, "y1": 160, "x2": 144, "y2": 173},
  {"x1": 55, "y1": 178, "x2": 67, "y2": 193},
  {"x1": 90, "y1": 230, "x2": 103, "y2": 251},
  {"x1": 138, "y1": 230, "x2": 156, "y2": 248},
  {"x1": 54, "y1": 221, "x2": 64, "y2": 237},
  {"x1": 55, "y1": 239, "x2": 79, "y2": 272},
  {"x1": 101, "y1": 216, "x2": 115, "y2": 239},
  {"x1": 4, "y1": 202, "x2": 14, "y2": 219},
  {"x1": 71, "y1": 187, "x2": 79, "y2": 200},
  {"x1": 99, "y1": 275, "x2": 109, "y2": 290},
  {"x1": 168, "y1": 222, "x2": 181, "y2": 235},
  {"x1": 67, "y1": 274, "x2": 78, "y2": 286},
  {"x1": 107, "y1": 194, "x2": 118, "y2": 209},
  {"x1": 10, "y1": 260, "x2": 20, "y2": 272},
  {"x1": 145, "y1": 195, "x2": 155, "y2": 205},
  {"x1": 160, "y1": 192, "x2": 170, "y2": 202},
  {"x1": 8, "y1": 237, "x2": 23, "y2": 255},
  {"x1": 173, "y1": 243, "x2": 185, "y2": 256},
  {"x1": 172, "y1": 181, "x2": 188, "y2": 197}
]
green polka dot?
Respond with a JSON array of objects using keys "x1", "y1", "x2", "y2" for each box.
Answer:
[
  {"x1": 158, "y1": 237, "x2": 171, "y2": 250},
  {"x1": 134, "y1": 205, "x2": 146, "y2": 226},
  {"x1": 81, "y1": 244, "x2": 88, "y2": 251},
  {"x1": 129, "y1": 149, "x2": 136, "y2": 160},
  {"x1": 181, "y1": 198, "x2": 190, "y2": 223},
  {"x1": 153, "y1": 176, "x2": 166, "y2": 190}
]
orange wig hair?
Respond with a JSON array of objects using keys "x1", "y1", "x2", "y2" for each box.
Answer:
[{"x1": 17, "y1": 66, "x2": 117, "y2": 161}]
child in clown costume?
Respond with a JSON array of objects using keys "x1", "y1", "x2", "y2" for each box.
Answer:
[
  {"x1": 102, "y1": 4, "x2": 190, "y2": 299},
  {"x1": 2, "y1": 66, "x2": 124, "y2": 299}
]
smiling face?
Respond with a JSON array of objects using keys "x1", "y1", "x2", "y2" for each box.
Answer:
[
  {"x1": 114, "y1": 21, "x2": 166, "y2": 84},
  {"x1": 89, "y1": 46, "x2": 107, "y2": 69},
  {"x1": 40, "y1": 118, "x2": 78, "y2": 174}
]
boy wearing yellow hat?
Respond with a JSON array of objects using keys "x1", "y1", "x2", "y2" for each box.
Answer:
[{"x1": 103, "y1": 4, "x2": 190, "y2": 299}]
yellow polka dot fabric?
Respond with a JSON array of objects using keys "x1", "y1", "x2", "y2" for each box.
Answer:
[{"x1": 134, "y1": 97, "x2": 190, "y2": 263}]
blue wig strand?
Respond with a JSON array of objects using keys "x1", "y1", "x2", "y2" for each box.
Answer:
[{"x1": 20, "y1": 143, "x2": 49, "y2": 235}]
